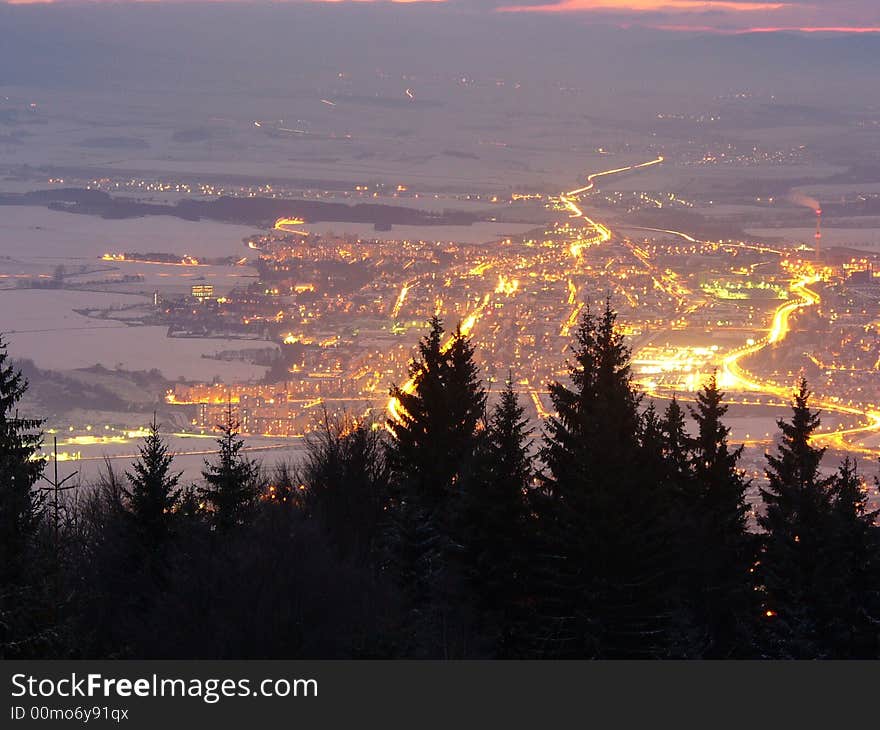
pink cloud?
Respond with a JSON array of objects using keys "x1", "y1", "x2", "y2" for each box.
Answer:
[
  {"x1": 736, "y1": 25, "x2": 880, "y2": 32},
  {"x1": 497, "y1": 0, "x2": 789, "y2": 13},
  {"x1": 4, "y1": 0, "x2": 446, "y2": 4}
]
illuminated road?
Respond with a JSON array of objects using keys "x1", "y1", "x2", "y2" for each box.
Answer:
[
  {"x1": 566, "y1": 156, "x2": 664, "y2": 197},
  {"x1": 101, "y1": 254, "x2": 206, "y2": 267},
  {"x1": 617, "y1": 216, "x2": 880, "y2": 454},
  {"x1": 618, "y1": 215, "x2": 880, "y2": 452},
  {"x1": 619, "y1": 225, "x2": 783, "y2": 255},
  {"x1": 391, "y1": 282, "x2": 411, "y2": 319},
  {"x1": 273, "y1": 217, "x2": 310, "y2": 236},
  {"x1": 719, "y1": 275, "x2": 880, "y2": 454},
  {"x1": 559, "y1": 156, "x2": 663, "y2": 254},
  {"x1": 721, "y1": 275, "x2": 820, "y2": 392}
]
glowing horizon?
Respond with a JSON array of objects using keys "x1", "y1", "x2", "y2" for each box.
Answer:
[
  {"x1": 497, "y1": 0, "x2": 789, "y2": 14},
  {"x1": 653, "y1": 23, "x2": 880, "y2": 33},
  {"x1": 3, "y1": 0, "x2": 879, "y2": 37},
  {"x1": 3, "y1": 0, "x2": 447, "y2": 4}
]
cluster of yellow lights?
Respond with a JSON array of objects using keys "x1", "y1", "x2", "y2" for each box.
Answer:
[
  {"x1": 494, "y1": 275, "x2": 519, "y2": 296},
  {"x1": 101, "y1": 253, "x2": 201, "y2": 266},
  {"x1": 283, "y1": 333, "x2": 315, "y2": 346},
  {"x1": 387, "y1": 158, "x2": 661, "y2": 426},
  {"x1": 166, "y1": 390, "x2": 240, "y2": 405},
  {"x1": 469, "y1": 262, "x2": 493, "y2": 276}
]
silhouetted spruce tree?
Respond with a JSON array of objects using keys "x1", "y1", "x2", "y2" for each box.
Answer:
[
  {"x1": 445, "y1": 325, "x2": 487, "y2": 474},
  {"x1": 0, "y1": 336, "x2": 51, "y2": 658},
  {"x1": 385, "y1": 317, "x2": 451, "y2": 634},
  {"x1": 638, "y1": 400, "x2": 689, "y2": 494},
  {"x1": 661, "y1": 397, "x2": 691, "y2": 482},
  {"x1": 387, "y1": 317, "x2": 448, "y2": 504},
  {"x1": 387, "y1": 318, "x2": 485, "y2": 502},
  {"x1": 385, "y1": 317, "x2": 486, "y2": 656},
  {"x1": 688, "y1": 373, "x2": 754, "y2": 657},
  {"x1": 461, "y1": 375, "x2": 532, "y2": 655},
  {"x1": 758, "y1": 378, "x2": 836, "y2": 658},
  {"x1": 300, "y1": 410, "x2": 389, "y2": 566},
  {"x1": 639, "y1": 402, "x2": 665, "y2": 464},
  {"x1": 823, "y1": 458, "x2": 880, "y2": 657},
  {"x1": 537, "y1": 301, "x2": 677, "y2": 658},
  {"x1": 0, "y1": 337, "x2": 46, "y2": 584},
  {"x1": 65, "y1": 460, "x2": 135, "y2": 658},
  {"x1": 653, "y1": 396, "x2": 713, "y2": 656},
  {"x1": 124, "y1": 416, "x2": 181, "y2": 552},
  {"x1": 201, "y1": 405, "x2": 259, "y2": 531}
]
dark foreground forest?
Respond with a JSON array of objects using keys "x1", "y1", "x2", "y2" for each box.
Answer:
[{"x1": 2, "y1": 303, "x2": 879, "y2": 659}]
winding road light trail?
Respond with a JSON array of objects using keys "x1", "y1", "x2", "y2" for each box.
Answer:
[
  {"x1": 619, "y1": 225, "x2": 783, "y2": 255},
  {"x1": 559, "y1": 156, "x2": 880, "y2": 455},
  {"x1": 559, "y1": 156, "x2": 663, "y2": 252},
  {"x1": 721, "y1": 275, "x2": 820, "y2": 393},
  {"x1": 719, "y1": 275, "x2": 880, "y2": 453},
  {"x1": 566, "y1": 156, "x2": 664, "y2": 197},
  {"x1": 273, "y1": 217, "x2": 310, "y2": 236},
  {"x1": 391, "y1": 282, "x2": 411, "y2": 319}
]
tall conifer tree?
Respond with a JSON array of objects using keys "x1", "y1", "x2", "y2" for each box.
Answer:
[
  {"x1": 0, "y1": 337, "x2": 46, "y2": 586},
  {"x1": 462, "y1": 376, "x2": 532, "y2": 654},
  {"x1": 124, "y1": 416, "x2": 181, "y2": 551},
  {"x1": 537, "y1": 301, "x2": 676, "y2": 658},
  {"x1": 661, "y1": 397, "x2": 691, "y2": 481},
  {"x1": 824, "y1": 458, "x2": 880, "y2": 657},
  {"x1": 300, "y1": 411, "x2": 389, "y2": 565},
  {"x1": 758, "y1": 379, "x2": 836, "y2": 658},
  {"x1": 0, "y1": 337, "x2": 51, "y2": 658},
  {"x1": 688, "y1": 373, "x2": 754, "y2": 656},
  {"x1": 385, "y1": 317, "x2": 486, "y2": 656},
  {"x1": 201, "y1": 405, "x2": 259, "y2": 531}
]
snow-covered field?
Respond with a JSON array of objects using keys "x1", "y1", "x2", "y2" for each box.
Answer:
[
  {"x1": 0, "y1": 206, "x2": 256, "y2": 264},
  {"x1": 0, "y1": 288, "x2": 270, "y2": 381}
]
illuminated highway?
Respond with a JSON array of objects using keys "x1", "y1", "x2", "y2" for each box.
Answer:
[
  {"x1": 721, "y1": 275, "x2": 820, "y2": 392},
  {"x1": 558, "y1": 157, "x2": 664, "y2": 254},
  {"x1": 613, "y1": 209, "x2": 880, "y2": 454},
  {"x1": 391, "y1": 283, "x2": 412, "y2": 319},
  {"x1": 273, "y1": 217, "x2": 310, "y2": 236},
  {"x1": 566, "y1": 156, "x2": 664, "y2": 197},
  {"x1": 717, "y1": 274, "x2": 880, "y2": 454},
  {"x1": 619, "y1": 225, "x2": 783, "y2": 255}
]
